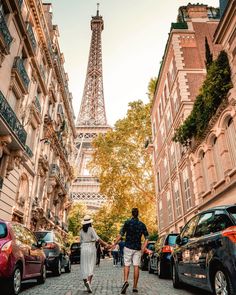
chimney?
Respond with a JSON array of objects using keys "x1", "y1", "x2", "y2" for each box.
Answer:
[{"x1": 186, "y1": 4, "x2": 208, "y2": 19}]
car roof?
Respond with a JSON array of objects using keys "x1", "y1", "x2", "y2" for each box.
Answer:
[{"x1": 200, "y1": 204, "x2": 236, "y2": 214}]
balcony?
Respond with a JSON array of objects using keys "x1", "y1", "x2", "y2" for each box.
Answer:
[
  {"x1": 25, "y1": 145, "x2": 33, "y2": 158},
  {"x1": 0, "y1": 90, "x2": 27, "y2": 146},
  {"x1": 12, "y1": 57, "x2": 30, "y2": 94},
  {"x1": 0, "y1": 10, "x2": 13, "y2": 54},
  {"x1": 26, "y1": 22, "x2": 37, "y2": 53}
]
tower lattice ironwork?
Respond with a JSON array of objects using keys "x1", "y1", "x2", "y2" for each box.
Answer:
[
  {"x1": 72, "y1": 5, "x2": 110, "y2": 211},
  {"x1": 76, "y1": 5, "x2": 107, "y2": 126}
]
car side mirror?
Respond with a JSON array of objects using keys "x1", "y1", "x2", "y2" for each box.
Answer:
[
  {"x1": 175, "y1": 235, "x2": 181, "y2": 245},
  {"x1": 37, "y1": 240, "x2": 47, "y2": 248},
  {"x1": 181, "y1": 236, "x2": 189, "y2": 245}
]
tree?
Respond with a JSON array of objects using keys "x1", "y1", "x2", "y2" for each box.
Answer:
[
  {"x1": 147, "y1": 77, "x2": 157, "y2": 103},
  {"x1": 68, "y1": 203, "x2": 86, "y2": 236},
  {"x1": 91, "y1": 97, "x2": 157, "y2": 235}
]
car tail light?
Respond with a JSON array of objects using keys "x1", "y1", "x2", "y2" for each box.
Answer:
[
  {"x1": 1, "y1": 241, "x2": 12, "y2": 255},
  {"x1": 44, "y1": 242, "x2": 56, "y2": 249},
  {"x1": 222, "y1": 226, "x2": 236, "y2": 243},
  {"x1": 161, "y1": 245, "x2": 173, "y2": 253}
]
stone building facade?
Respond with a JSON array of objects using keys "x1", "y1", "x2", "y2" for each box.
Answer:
[
  {"x1": 151, "y1": 4, "x2": 221, "y2": 235},
  {"x1": 189, "y1": 1, "x2": 236, "y2": 211},
  {"x1": 0, "y1": 0, "x2": 76, "y2": 236}
]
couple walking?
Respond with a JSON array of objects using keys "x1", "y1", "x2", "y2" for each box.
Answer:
[{"x1": 80, "y1": 208, "x2": 149, "y2": 294}]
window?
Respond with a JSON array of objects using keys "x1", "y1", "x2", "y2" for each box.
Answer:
[
  {"x1": 194, "y1": 212, "x2": 214, "y2": 237},
  {"x1": 0, "y1": 223, "x2": 7, "y2": 238},
  {"x1": 174, "y1": 180, "x2": 182, "y2": 217},
  {"x1": 200, "y1": 151, "x2": 209, "y2": 192},
  {"x1": 210, "y1": 211, "x2": 233, "y2": 233},
  {"x1": 173, "y1": 90, "x2": 179, "y2": 114},
  {"x1": 183, "y1": 168, "x2": 192, "y2": 210},
  {"x1": 163, "y1": 157, "x2": 168, "y2": 182},
  {"x1": 158, "y1": 101, "x2": 163, "y2": 120},
  {"x1": 156, "y1": 171, "x2": 161, "y2": 192},
  {"x1": 227, "y1": 206, "x2": 236, "y2": 223},
  {"x1": 166, "y1": 234, "x2": 178, "y2": 246},
  {"x1": 27, "y1": 124, "x2": 37, "y2": 151},
  {"x1": 170, "y1": 144, "x2": 176, "y2": 171},
  {"x1": 166, "y1": 107, "x2": 172, "y2": 130},
  {"x1": 8, "y1": 91, "x2": 19, "y2": 113},
  {"x1": 180, "y1": 215, "x2": 199, "y2": 239},
  {"x1": 212, "y1": 137, "x2": 224, "y2": 180},
  {"x1": 152, "y1": 119, "x2": 156, "y2": 137},
  {"x1": 225, "y1": 118, "x2": 236, "y2": 166},
  {"x1": 167, "y1": 192, "x2": 173, "y2": 223}
]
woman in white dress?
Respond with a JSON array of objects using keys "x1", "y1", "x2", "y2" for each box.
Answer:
[{"x1": 80, "y1": 215, "x2": 108, "y2": 293}]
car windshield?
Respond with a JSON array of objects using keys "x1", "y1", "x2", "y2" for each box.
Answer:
[
  {"x1": 35, "y1": 231, "x2": 53, "y2": 242},
  {"x1": 71, "y1": 243, "x2": 80, "y2": 249},
  {"x1": 227, "y1": 207, "x2": 236, "y2": 224},
  {"x1": 167, "y1": 235, "x2": 178, "y2": 246},
  {"x1": 0, "y1": 222, "x2": 7, "y2": 238}
]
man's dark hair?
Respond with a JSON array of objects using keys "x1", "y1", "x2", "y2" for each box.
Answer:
[{"x1": 132, "y1": 208, "x2": 139, "y2": 218}]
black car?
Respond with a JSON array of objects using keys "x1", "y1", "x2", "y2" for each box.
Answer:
[
  {"x1": 140, "y1": 241, "x2": 155, "y2": 271},
  {"x1": 35, "y1": 230, "x2": 71, "y2": 276},
  {"x1": 69, "y1": 242, "x2": 80, "y2": 263},
  {"x1": 172, "y1": 205, "x2": 236, "y2": 295},
  {"x1": 148, "y1": 233, "x2": 178, "y2": 278}
]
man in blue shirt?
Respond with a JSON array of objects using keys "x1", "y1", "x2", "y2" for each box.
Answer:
[{"x1": 112, "y1": 208, "x2": 149, "y2": 294}]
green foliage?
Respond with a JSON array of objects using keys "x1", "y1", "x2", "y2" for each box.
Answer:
[
  {"x1": 147, "y1": 77, "x2": 157, "y2": 103},
  {"x1": 68, "y1": 203, "x2": 86, "y2": 236},
  {"x1": 91, "y1": 96, "x2": 157, "y2": 235},
  {"x1": 173, "y1": 51, "x2": 232, "y2": 146},
  {"x1": 148, "y1": 231, "x2": 158, "y2": 241}
]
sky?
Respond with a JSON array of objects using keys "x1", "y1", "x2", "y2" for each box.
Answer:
[{"x1": 45, "y1": 0, "x2": 219, "y2": 126}]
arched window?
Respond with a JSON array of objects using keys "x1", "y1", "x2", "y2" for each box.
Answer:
[
  {"x1": 199, "y1": 150, "x2": 209, "y2": 192},
  {"x1": 212, "y1": 137, "x2": 224, "y2": 181},
  {"x1": 225, "y1": 117, "x2": 236, "y2": 166}
]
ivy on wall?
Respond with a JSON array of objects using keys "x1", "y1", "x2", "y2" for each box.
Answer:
[{"x1": 173, "y1": 51, "x2": 232, "y2": 146}]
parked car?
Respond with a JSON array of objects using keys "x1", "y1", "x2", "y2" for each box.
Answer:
[
  {"x1": 69, "y1": 242, "x2": 80, "y2": 263},
  {"x1": 0, "y1": 220, "x2": 46, "y2": 295},
  {"x1": 148, "y1": 233, "x2": 178, "y2": 278},
  {"x1": 172, "y1": 205, "x2": 236, "y2": 295},
  {"x1": 140, "y1": 241, "x2": 155, "y2": 270},
  {"x1": 35, "y1": 230, "x2": 71, "y2": 276}
]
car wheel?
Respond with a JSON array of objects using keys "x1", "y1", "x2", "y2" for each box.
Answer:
[
  {"x1": 37, "y1": 264, "x2": 46, "y2": 284},
  {"x1": 172, "y1": 263, "x2": 182, "y2": 289},
  {"x1": 148, "y1": 260, "x2": 154, "y2": 274},
  {"x1": 53, "y1": 258, "x2": 61, "y2": 276},
  {"x1": 7, "y1": 265, "x2": 22, "y2": 295},
  {"x1": 213, "y1": 268, "x2": 234, "y2": 295},
  {"x1": 65, "y1": 260, "x2": 71, "y2": 273}
]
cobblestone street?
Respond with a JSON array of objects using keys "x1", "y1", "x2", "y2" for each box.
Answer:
[{"x1": 20, "y1": 258, "x2": 210, "y2": 295}]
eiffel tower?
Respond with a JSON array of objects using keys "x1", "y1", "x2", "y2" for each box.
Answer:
[{"x1": 71, "y1": 4, "x2": 110, "y2": 212}]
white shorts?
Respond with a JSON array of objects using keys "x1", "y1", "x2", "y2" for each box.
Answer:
[{"x1": 124, "y1": 247, "x2": 141, "y2": 266}]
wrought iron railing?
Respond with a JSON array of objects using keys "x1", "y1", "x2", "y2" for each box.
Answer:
[
  {"x1": 13, "y1": 57, "x2": 30, "y2": 90},
  {"x1": 26, "y1": 22, "x2": 37, "y2": 52},
  {"x1": 46, "y1": 208, "x2": 52, "y2": 219},
  {"x1": 0, "y1": 91, "x2": 27, "y2": 145},
  {"x1": 34, "y1": 96, "x2": 41, "y2": 113},
  {"x1": 25, "y1": 145, "x2": 33, "y2": 158},
  {"x1": 0, "y1": 10, "x2": 13, "y2": 51}
]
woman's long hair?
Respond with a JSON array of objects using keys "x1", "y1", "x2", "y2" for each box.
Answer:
[{"x1": 82, "y1": 223, "x2": 91, "y2": 233}]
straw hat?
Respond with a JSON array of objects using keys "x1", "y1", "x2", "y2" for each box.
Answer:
[{"x1": 82, "y1": 215, "x2": 93, "y2": 225}]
